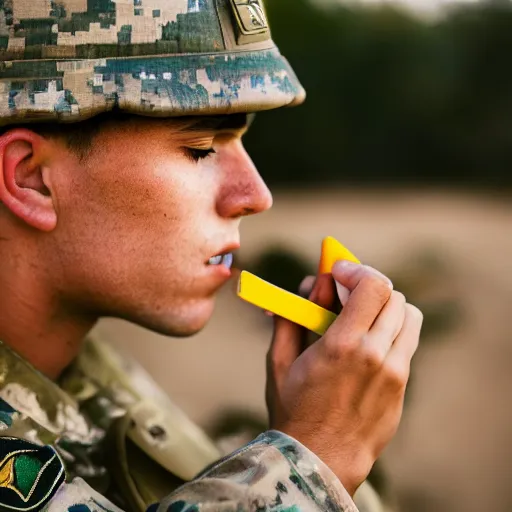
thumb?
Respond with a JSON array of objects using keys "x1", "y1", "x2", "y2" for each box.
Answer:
[
  {"x1": 268, "y1": 275, "x2": 317, "y2": 384},
  {"x1": 269, "y1": 272, "x2": 335, "y2": 378},
  {"x1": 268, "y1": 315, "x2": 303, "y2": 386}
]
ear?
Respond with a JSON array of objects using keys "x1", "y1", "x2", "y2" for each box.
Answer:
[{"x1": 0, "y1": 128, "x2": 57, "y2": 232}]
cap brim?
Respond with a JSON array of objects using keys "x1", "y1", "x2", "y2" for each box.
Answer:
[{"x1": 0, "y1": 48, "x2": 306, "y2": 126}]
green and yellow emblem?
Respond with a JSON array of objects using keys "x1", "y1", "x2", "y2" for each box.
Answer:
[{"x1": 0, "y1": 438, "x2": 65, "y2": 511}]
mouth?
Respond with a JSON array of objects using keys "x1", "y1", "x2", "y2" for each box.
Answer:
[
  {"x1": 207, "y1": 252, "x2": 234, "y2": 269},
  {"x1": 206, "y1": 242, "x2": 239, "y2": 270}
]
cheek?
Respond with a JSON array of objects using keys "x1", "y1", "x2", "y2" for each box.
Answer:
[
  {"x1": 78, "y1": 150, "x2": 188, "y2": 229},
  {"x1": 63, "y1": 152, "x2": 215, "y2": 272}
]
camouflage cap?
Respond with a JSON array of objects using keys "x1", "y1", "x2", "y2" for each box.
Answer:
[{"x1": 0, "y1": 0, "x2": 306, "y2": 126}]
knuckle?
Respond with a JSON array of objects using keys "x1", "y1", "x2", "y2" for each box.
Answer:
[
  {"x1": 271, "y1": 356, "x2": 285, "y2": 373},
  {"x1": 267, "y1": 350, "x2": 286, "y2": 374},
  {"x1": 323, "y1": 340, "x2": 343, "y2": 361},
  {"x1": 393, "y1": 291, "x2": 407, "y2": 305},
  {"x1": 406, "y1": 303, "x2": 424, "y2": 323},
  {"x1": 361, "y1": 344, "x2": 384, "y2": 370},
  {"x1": 323, "y1": 336, "x2": 357, "y2": 362},
  {"x1": 384, "y1": 363, "x2": 409, "y2": 389},
  {"x1": 360, "y1": 273, "x2": 392, "y2": 299}
]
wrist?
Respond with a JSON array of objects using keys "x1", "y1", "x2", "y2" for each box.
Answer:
[
  {"x1": 262, "y1": 431, "x2": 360, "y2": 511},
  {"x1": 278, "y1": 427, "x2": 372, "y2": 497},
  {"x1": 328, "y1": 451, "x2": 374, "y2": 497}
]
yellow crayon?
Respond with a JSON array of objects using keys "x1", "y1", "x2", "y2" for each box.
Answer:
[
  {"x1": 238, "y1": 237, "x2": 361, "y2": 336},
  {"x1": 238, "y1": 271, "x2": 338, "y2": 336},
  {"x1": 319, "y1": 236, "x2": 361, "y2": 274}
]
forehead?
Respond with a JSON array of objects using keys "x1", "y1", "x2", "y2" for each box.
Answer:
[
  {"x1": 180, "y1": 113, "x2": 253, "y2": 133},
  {"x1": 74, "y1": 112, "x2": 253, "y2": 145}
]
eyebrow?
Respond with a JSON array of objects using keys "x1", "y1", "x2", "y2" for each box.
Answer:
[{"x1": 185, "y1": 113, "x2": 254, "y2": 133}]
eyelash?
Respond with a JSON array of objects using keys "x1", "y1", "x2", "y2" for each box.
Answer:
[{"x1": 185, "y1": 148, "x2": 216, "y2": 162}]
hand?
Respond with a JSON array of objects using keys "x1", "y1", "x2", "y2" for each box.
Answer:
[{"x1": 266, "y1": 261, "x2": 423, "y2": 496}]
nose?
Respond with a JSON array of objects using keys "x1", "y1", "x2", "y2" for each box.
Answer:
[{"x1": 215, "y1": 141, "x2": 273, "y2": 219}]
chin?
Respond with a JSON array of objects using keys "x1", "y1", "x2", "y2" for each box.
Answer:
[{"x1": 134, "y1": 297, "x2": 216, "y2": 338}]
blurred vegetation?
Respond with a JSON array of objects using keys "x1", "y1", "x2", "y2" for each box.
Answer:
[
  {"x1": 247, "y1": 245, "x2": 315, "y2": 294},
  {"x1": 245, "y1": 0, "x2": 512, "y2": 192}
]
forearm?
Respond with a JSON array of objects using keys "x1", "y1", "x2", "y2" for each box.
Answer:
[{"x1": 152, "y1": 431, "x2": 358, "y2": 512}]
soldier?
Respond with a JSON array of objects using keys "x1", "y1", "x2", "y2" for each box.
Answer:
[{"x1": 0, "y1": 1, "x2": 423, "y2": 511}]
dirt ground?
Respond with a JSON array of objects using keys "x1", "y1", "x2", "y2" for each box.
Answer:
[{"x1": 92, "y1": 189, "x2": 512, "y2": 512}]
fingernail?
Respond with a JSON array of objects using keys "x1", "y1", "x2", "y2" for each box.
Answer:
[
  {"x1": 335, "y1": 281, "x2": 350, "y2": 307},
  {"x1": 299, "y1": 276, "x2": 316, "y2": 298},
  {"x1": 333, "y1": 260, "x2": 359, "y2": 271}
]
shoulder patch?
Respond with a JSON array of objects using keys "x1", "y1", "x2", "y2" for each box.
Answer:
[{"x1": 0, "y1": 437, "x2": 65, "y2": 512}]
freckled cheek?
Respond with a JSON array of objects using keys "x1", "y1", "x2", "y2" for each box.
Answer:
[
  {"x1": 90, "y1": 160, "x2": 181, "y2": 221},
  {"x1": 74, "y1": 155, "x2": 209, "y2": 256}
]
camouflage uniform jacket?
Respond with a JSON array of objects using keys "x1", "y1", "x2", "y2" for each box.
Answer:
[{"x1": 0, "y1": 337, "x2": 360, "y2": 512}]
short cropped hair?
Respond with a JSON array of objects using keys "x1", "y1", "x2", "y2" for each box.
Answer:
[
  {"x1": 0, "y1": 111, "x2": 127, "y2": 160},
  {"x1": 0, "y1": 110, "x2": 250, "y2": 160}
]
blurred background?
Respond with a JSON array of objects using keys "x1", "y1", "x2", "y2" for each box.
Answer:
[{"x1": 93, "y1": 0, "x2": 512, "y2": 510}]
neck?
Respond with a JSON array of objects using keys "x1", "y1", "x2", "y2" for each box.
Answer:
[{"x1": 0, "y1": 243, "x2": 97, "y2": 380}]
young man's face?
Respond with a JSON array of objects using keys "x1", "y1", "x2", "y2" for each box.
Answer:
[{"x1": 40, "y1": 114, "x2": 273, "y2": 336}]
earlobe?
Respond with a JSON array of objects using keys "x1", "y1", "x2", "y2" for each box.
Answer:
[{"x1": 0, "y1": 129, "x2": 57, "y2": 232}]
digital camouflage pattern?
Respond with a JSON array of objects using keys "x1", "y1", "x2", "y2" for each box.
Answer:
[
  {"x1": 0, "y1": 0, "x2": 305, "y2": 126},
  {"x1": 0, "y1": 338, "x2": 367, "y2": 512}
]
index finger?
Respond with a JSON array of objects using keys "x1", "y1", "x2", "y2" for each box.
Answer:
[{"x1": 328, "y1": 261, "x2": 393, "y2": 338}]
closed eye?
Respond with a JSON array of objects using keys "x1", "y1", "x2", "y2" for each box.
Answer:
[{"x1": 185, "y1": 147, "x2": 216, "y2": 162}]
